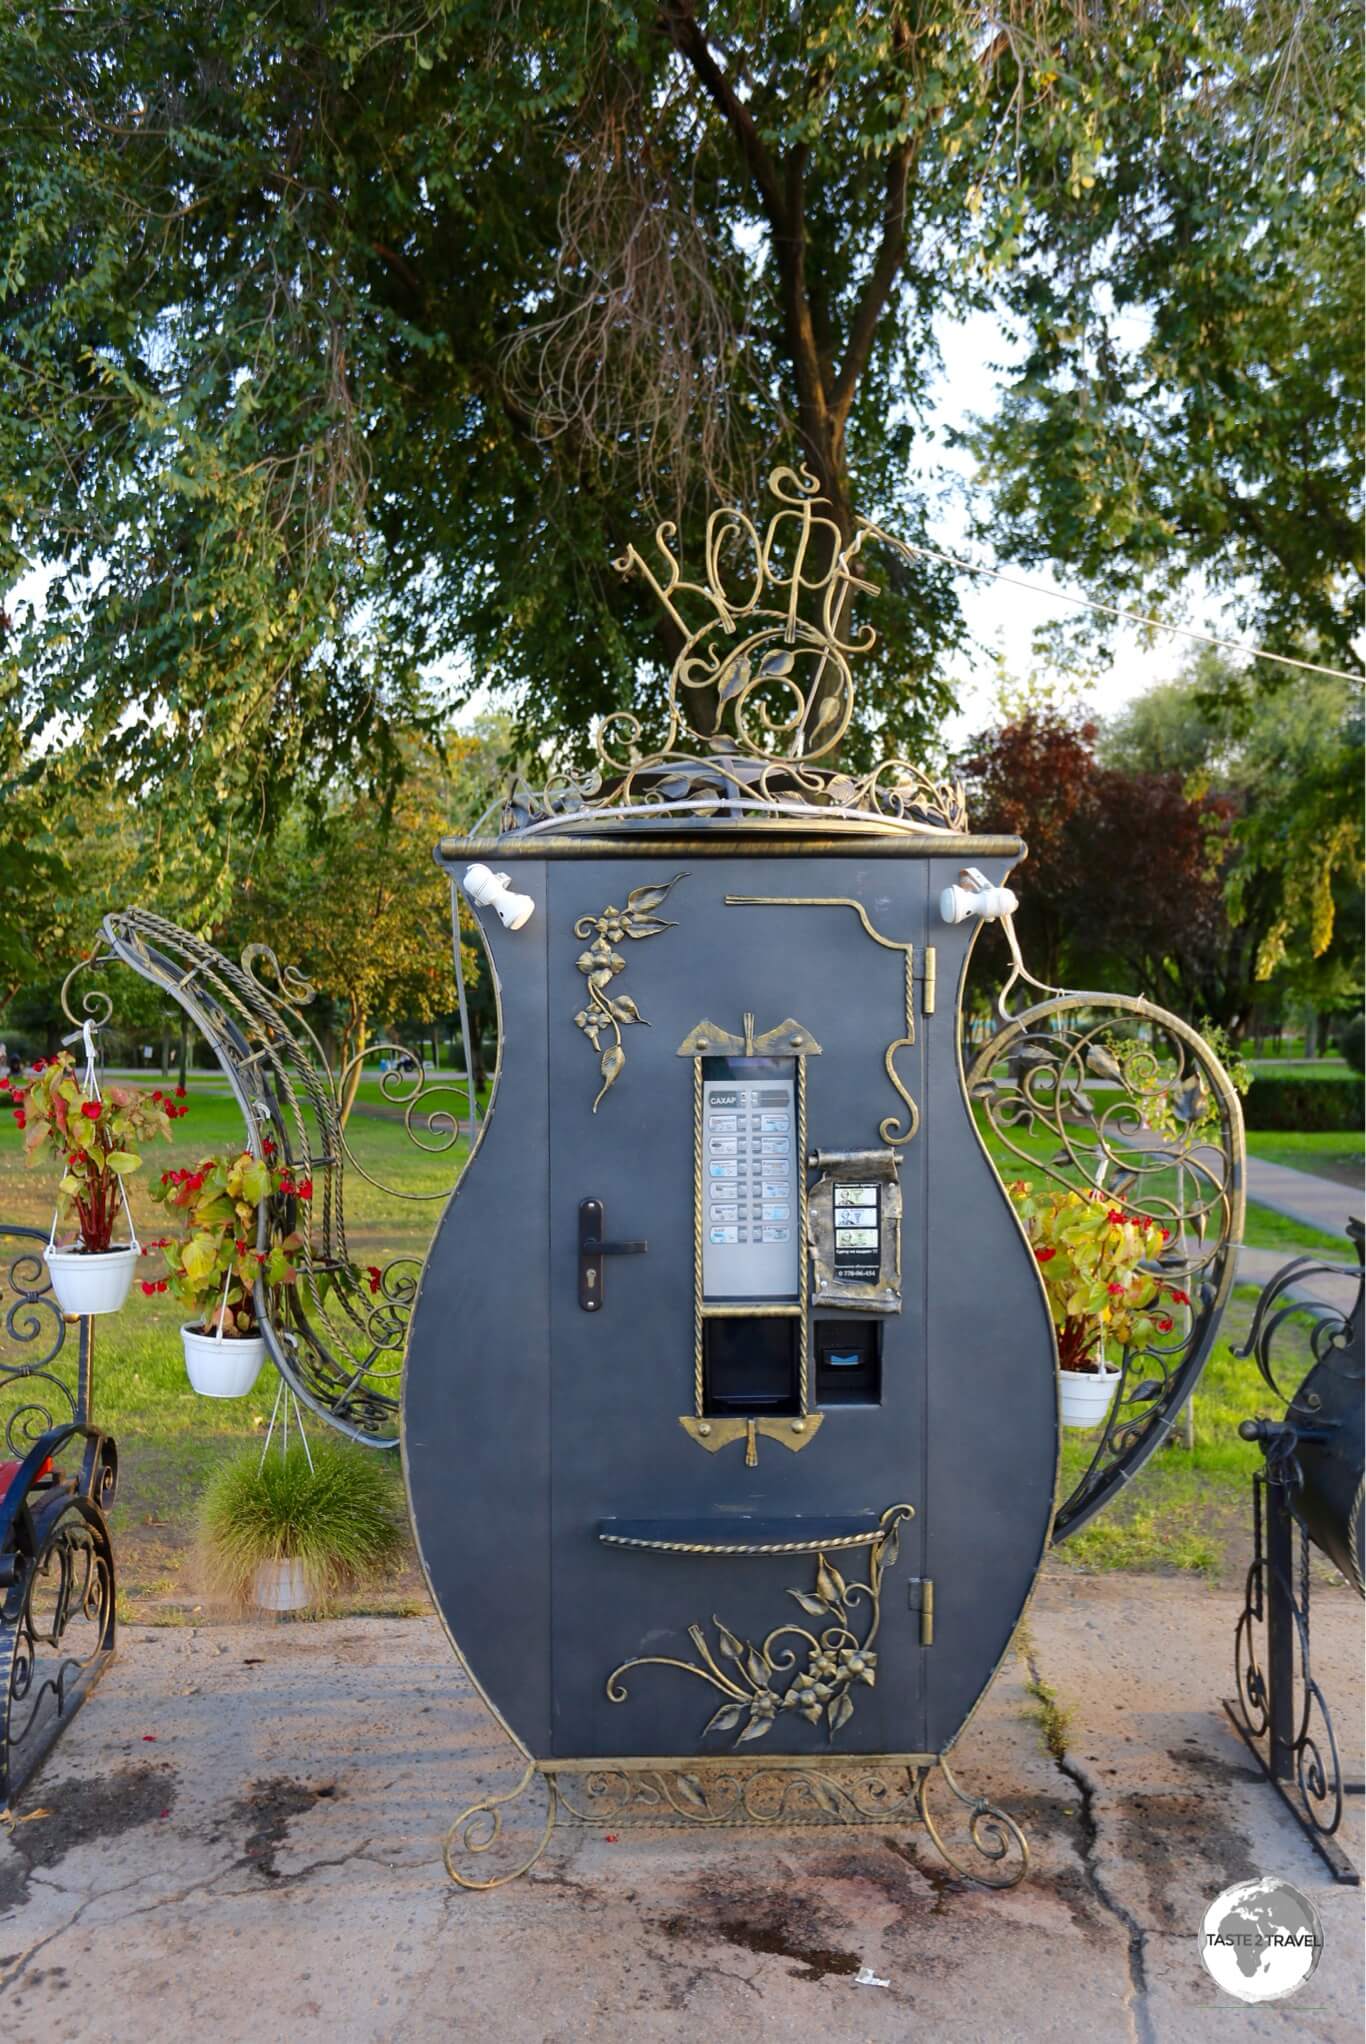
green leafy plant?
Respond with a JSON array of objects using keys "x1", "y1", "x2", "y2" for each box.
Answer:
[
  {"x1": 148, "y1": 1149, "x2": 306, "y2": 1334},
  {"x1": 1008, "y1": 1181, "x2": 1190, "y2": 1374},
  {"x1": 9, "y1": 1051, "x2": 178, "y2": 1251},
  {"x1": 197, "y1": 1441, "x2": 406, "y2": 1614}
]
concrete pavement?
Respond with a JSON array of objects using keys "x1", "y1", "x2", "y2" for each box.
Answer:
[
  {"x1": 2, "y1": 1576, "x2": 1361, "y2": 2044},
  {"x1": 1245, "y1": 1156, "x2": 1362, "y2": 1240}
]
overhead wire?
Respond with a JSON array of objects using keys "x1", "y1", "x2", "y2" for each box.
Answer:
[{"x1": 859, "y1": 524, "x2": 1362, "y2": 686}]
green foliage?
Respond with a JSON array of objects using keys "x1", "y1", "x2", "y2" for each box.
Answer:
[
  {"x1": 220, "y1": 741, "x2": 473, "y2": 1120},
  {"x1": 1340, "y1": 1014, "x2": 1365, "y2": 1075},
  {"x1": 1192, "y1": 1019, "x2": 1251, "y2": 1098},
  {"x1": 974, "y1": 9, "x2": 1361, "y2": 672},
  {"x1": 149, "y1": 1150, "x2": 305, "y2": 1334},
  {"x1": 966, "y1": 661, "x2": 1364, "y2": 1028},
  {"x1": 1006, "y1": 1179, "x2": 1189, "y2": 1369},
  {"x1": 2, "y1": 0, "x2": 1353, "y2": 849},
  {"x1": 197, "y1": 1441, "x2": 406, "y2": 1614},
  {"x1": 1243, "y1": 1072, "x2": 1364, "y2": 1133}
]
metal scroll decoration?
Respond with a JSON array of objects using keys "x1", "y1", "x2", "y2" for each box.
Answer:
[
  {"x1": 725, "y1": 892, "x2": 934, "y2": 1146},
  {"x1": 965, "y1": 993, "x2": 1246, "y2": 1543},
  {"x1": 96, "y1": 908, "x2": 473, "y2": 1447},
  {"x1": 606, "y1": 1505, "x2": 913, "y2": 1746},
  {"x1": 496, "y1": 467, "x2": 969, "y2": 838},
  {"x1": 573, "y1": 874, "x2": 686, "y2": 1108},
  {"x1": 443, "y1": 1750, "x2": 1027, "y2": 1891},
  {"x1": 0, "y1": 1228, "x2": 84, "y2": 1458},
  {"x1": 0, "y1": 1228, "x2": 117, "y2": 1807},
  {"x1": 1223, "y1": 1233, "x2": 1363, "y2": 1878}
]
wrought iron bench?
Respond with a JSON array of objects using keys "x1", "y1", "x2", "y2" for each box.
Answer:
[
  {"x1": 0, "y1": 1226, "x2": 117, "y2": 1807},
  {"x1": 95, "y1": 910, "x2": 476, "y2": 1448}
]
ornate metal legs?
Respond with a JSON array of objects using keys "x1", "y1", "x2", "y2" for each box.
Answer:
[
  {"x1": 1224, "y1": 1470, "x2": 1362, "y2": 1884},
  {"x1": 443, "y1": 1760, "x2": 560, "y2": 1890},
  {"x1": 916, "y1": 1754, "x2": 1031, "y2": 1888},
  {"x1": 443, "y1": 1754, "x2": 1029, "y2": 1891}
]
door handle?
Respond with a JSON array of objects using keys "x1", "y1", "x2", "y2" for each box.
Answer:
[{"x1": 578, "y1": 1199, "x2": 648, "y2": 1311}]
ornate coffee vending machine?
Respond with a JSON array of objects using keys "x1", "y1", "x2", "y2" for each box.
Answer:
[{"x1": 405, "y1": 470, "x2": 1245, "y2": 1887}]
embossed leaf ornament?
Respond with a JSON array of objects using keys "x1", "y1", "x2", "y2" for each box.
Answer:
[
  {"x1": 606, "y1": 1509, "x2": 912, "y2": 1748},
  {"x1": 572, "y1": 874, "x2": 686, "y2": 1108}
]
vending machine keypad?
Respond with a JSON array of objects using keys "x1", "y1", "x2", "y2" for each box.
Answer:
[{"x1": 701, "y1": 1058, "x2": 798, "y2": 1300}]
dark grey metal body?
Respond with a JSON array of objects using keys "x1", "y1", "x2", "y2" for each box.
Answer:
[{"x1": 404, "y1": 838, "x2": 1058, "y2": 1764}]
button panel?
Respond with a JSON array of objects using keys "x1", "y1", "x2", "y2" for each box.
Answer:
[{"x1": 701, "y1": 1062, "x2": 799, "y2": 1300}]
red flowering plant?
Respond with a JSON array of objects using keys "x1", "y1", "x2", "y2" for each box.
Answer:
[
  {"x1": 149, "y1": 1151, "x2": 309, "y2": 1337},
  {"x1": 1007, "y1": 1181, "x2": 1191, "y2": 1374},
  {"x1": 13, "y1": 1052, "x2": 177, "y2": 1253}
]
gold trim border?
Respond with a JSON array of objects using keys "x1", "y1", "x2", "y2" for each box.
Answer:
[{"x1": 436, "y1": 832, "x2": 1026, "y2": 862}]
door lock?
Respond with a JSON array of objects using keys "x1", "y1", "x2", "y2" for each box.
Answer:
[{"x1": 578, "y1": 1199, "x2": 648, "y2": 1311}]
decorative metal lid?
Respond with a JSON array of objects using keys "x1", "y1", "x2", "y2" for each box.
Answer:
[{"x1": 494, "y1": 467, "x2": 968, "y2": 839}]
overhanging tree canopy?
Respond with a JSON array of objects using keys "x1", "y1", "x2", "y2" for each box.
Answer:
[{"x1": 2, "y1": 1, "x2": 1356, "y2": 842}]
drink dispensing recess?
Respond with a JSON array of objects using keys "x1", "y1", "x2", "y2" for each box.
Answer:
[{"x1": 405, "y1": 469, "x2": 1245, "y2": 1888}]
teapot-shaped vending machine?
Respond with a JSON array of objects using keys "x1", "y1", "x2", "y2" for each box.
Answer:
[{"x1": 404, "y1": 470, "x2": 1245, "y2": 1888}]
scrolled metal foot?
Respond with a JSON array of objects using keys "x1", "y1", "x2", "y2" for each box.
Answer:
[
  {"x1": 443, "y1": 1760, "x2": 558, "y2": 1891},
  {"x1": 916, "y1": 1756, "x2": 1030, "y2": 1890}
]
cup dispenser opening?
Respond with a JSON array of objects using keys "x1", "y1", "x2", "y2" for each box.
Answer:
[{"x1": 703, "y1": 1317, "x2": 801, "y2": 1417}]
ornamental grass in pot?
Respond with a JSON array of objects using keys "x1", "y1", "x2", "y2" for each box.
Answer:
[
  {"x1": 197, "y1": 1441, "x2": 406, "y2": 1615},
  {"x1": 1008, "y1": 1181, "x2": 1191, "y2": 1430},
  {"x1": 149, "y1": 1149, "x2": 310, "y2": 1397},
  {"x1": 13, "y1": 1052, "x2": 179, "y2": 1315}
]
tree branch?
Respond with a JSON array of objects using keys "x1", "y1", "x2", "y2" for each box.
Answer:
[
  {"x1": 656, "y1": 2, "x2": 789, "y2": 237},
  {"x1": 831, "y1": 135, "x2": 915, "y2": 434}
]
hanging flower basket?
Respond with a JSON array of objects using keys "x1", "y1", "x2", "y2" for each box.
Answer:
[
  {"x1": 1007, "y1": 1179, "x2": 1193, "y2": 1436},
  {"x1": 181, "y1": 1324, "x2": 266, "y2": 1399},
  {"x1": 149, "y1": 1146, "x2": 307, "y2": 1396},
  {"x1": 15, "y1": 1035, "x2": 178, "y2": 1319},
  {"x1": 1058, "y1": 1361, "x2": 1123, "y2": 1431},
  {"x1": 45, "y1": 1243, "x2": 140, "y2": 1317}
]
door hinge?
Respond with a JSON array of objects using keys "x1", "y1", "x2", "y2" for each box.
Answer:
[
  {"x1": 906, "y1": 1577, "x2": 934, "y2": 1646},
  {"x1": 919, "y1": 946, "x2": 937, "y2": 1016}
]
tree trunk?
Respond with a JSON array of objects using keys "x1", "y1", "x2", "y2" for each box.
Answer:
[{"x1": 338, "y1": 1012, "x2": 368, "y2": 1130}]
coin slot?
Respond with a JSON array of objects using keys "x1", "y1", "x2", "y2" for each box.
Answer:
[{"x1": 814, "y1": 1320, "x2": 883, "y2": 1406}]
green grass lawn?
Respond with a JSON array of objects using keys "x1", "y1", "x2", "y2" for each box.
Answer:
[
  {"x1": 0, "y1": 1087, "x2": 459, "y2": 1619},
  {"x1": 1241, "y1": 1201, "x2": 1351, "y2": 1257},
  {"x1": 1247, "y1": 1057, "x2": 1350, "y2": 1077},
  {"x1": 1053, "y1": 1286, "x2": 1324, "y2": 1578},
  {"x1": 1, "y1": 1073, "x2": 1350, "y2": 1613},
  {"x1": 1247, "y1": 1129, "x2": 1364, "y2": 1191}
]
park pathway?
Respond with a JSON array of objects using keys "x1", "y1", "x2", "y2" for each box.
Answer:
[{"x1": 1245, "y1": 1154, "x2": 1362, "y2": 1238}]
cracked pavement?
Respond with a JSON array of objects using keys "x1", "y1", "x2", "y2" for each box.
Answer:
[{"x1": 1, "y1": 1577, "x2": 1361, "y2": 2043}]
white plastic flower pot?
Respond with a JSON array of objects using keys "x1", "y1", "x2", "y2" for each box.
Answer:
[
  {"x1": 254, "y1": 1557, "x2": 310, "y2": 1613},
  {"x1": 45, "y1": 1244, "x2": 138, "y2": 1317},
  {"x1": 181, "y1": 1325, "x2": 266, "y2": 1399},
  {"x1": 1058, "y1": 1362, "x2": 1122, "y2": 1430}
]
